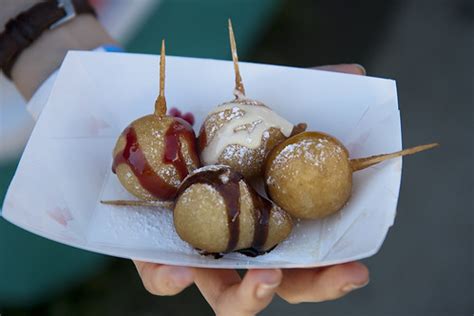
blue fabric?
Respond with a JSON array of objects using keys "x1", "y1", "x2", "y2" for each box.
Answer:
[{"x1": 101, "y1": 44, "x2": 124, "y2": 53}]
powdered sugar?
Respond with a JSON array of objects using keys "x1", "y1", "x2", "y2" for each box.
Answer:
[
  {"x1": 267, "y1": 136, "x2": 345, "y2": 188},
  {"x1": 270, "y1": 204, "x2": 288, "y2": 226},
  {"x1": 272, "y1": 138, "x2": 342, "y2": 169},
  {"x1": 189, "y1": 164, "x2": 230, "y2": 175},
  {"x1": 178, "y1": 183, "x2": 224, "y2": 207},
  {"x1": 201, "y1": 102, "x2": 293, "y2": 166},
  {"x1": 219, "y1": 173, "x2": 230, "y2": 184}
]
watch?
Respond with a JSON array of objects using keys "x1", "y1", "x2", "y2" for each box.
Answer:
[{"x1": 0, "y1": 0, "x2": 96, "y2": 79}]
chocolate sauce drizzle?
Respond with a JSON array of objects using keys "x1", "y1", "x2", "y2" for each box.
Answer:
[
  {"x1": 178, "y1": 167, "x2": 274, "y2": 256},
  {"x1": 163, "y1": 118, "x2": 199, "y2": 179},
  {"x1": 248, "y1": 189, "x2": 272, "y2": 252},
  {"x1": 112, "y1": 118, "x2": 199, "y2": 201},
  {"x1": 238, "y1": 244, "x2": 277, "y2": 258},
  {"x1": 178, "y1": 167, "x2": 242, "y2": 252}
]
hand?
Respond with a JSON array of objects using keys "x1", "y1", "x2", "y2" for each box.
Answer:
[
  {"x1": 135, "y1": 261, "x2": 368, "y2": 316},
  {"x1": 134, "y1": 63, "x2": 369, "y2": 316}
]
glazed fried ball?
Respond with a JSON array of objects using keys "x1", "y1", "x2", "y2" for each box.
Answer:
[
  {"x1": 198, "y1": 20, "x2": 301, "y2": 179},
  {"x1": 112, "y1": 40, "x2": 200, "y2": 201},
  {"x1": 198, "y1": 101, "x2": 294, "y2": 179},
  {"x1": 173, "y1": 165, "x2": 293, "y2": 254},
  {"x1": 265, "y1": 131, "x2": 438, "y2": 219},
  {"x1": 112, "y1": 115, "x2": 199, "y2": 201}
]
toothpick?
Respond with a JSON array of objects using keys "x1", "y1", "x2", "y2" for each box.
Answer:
[
  {"x1": 101, "y1": 199, "x2": 174, "y2": 210},
  {"x1": 155, "y1": 39, "x2": 167, "y2": 116},
  {"x1": 351, "y1": 143, "x2": 439, "y2": 172},
  {"x1": 228, "y1": 19, "x2": 246, "y2": 98}
]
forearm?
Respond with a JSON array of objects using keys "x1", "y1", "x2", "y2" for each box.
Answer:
[{"x1": 1, "y1": 1, "x2": 116, "y2": 100}]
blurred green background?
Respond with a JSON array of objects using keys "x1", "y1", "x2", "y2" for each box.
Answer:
[{"x1": 1, "y1": 0, "x2": 472, "y2": 315}]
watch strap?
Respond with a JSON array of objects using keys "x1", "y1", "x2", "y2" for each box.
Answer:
[{"x1": 0, "y1": 0, "x2": 96, "y2": 79}]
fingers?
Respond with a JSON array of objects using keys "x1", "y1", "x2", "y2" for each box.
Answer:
[
  {"x1": 195, "y1": 268, "x2": 282, "y2": 316},
  {"x1": 194, "y1": 268, "x2": 241, "y2": 306},
  {"x1": 313, "y1": 63, "x2": 366, "y2": 75},
  {"x1": 133, "y1": 260, "x2": 194, "y2": 296},
  {"x1": 277, "y1": 262, "x2": 369, "y2": 304}
]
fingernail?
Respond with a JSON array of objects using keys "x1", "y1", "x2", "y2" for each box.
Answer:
[
  {"x1": 352, "y1": 63, "x2": 366, "y2": 75},
  {"x1": 341, "y1": 279, "x2": 369, "y2": 293},
  {"x1": 169, "y1": 267, "x2": 194, "y2": 287},
  {"x1": 255, "y1": 270, "x2": 281, "y2": 299}
]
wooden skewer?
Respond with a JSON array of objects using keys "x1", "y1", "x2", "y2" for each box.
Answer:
[
  {"x1": 100, "y1": 199, "x2": 174, "y2": 210},
  {"x1": 154, "y1": 39, "x2": 167, "y2": 116},
  {"x1": 228, "y1": 19, "x2": 246, "y2": 98},
  {"x1": 351, "y1": 143, "x2": 439, "y2": 172}
]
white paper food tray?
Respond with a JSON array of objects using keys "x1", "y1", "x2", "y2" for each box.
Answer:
[{"x1": 2, "y1": 51, "x2": 401, "y2": 268}]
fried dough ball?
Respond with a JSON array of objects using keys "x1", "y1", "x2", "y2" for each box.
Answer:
[
  {"x1": 112, "y1": 40, "x2": 200, "y2": 201},
  {"x1": 113, "y1": 115, "x2": 199, "y2": 201},
  {"x1": 198, "y1": 101, "x2": 293, "y2": 178},
  {"x1": 174, "y1": 165, "x2": 293, "y2": 255},
  {"x1": 265, "y1": 131, "x2": 438, "y2": 219},
  {"x1": 265, "y1": 132, "x2": 352, "y2": 219}
]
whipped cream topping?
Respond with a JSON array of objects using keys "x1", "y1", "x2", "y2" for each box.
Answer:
[{"x1": 201, "y1": 100, "x2": 293, "y2": 165}]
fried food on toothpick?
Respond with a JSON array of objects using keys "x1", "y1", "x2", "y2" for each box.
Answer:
[
  {"x1": 103, "y1": 165, "x2": 293, "y2": 256},
  {"x1": 174, "y1": 165, "x2": 293, "y2": 256},
  {"x1": 264, "y1": 131, "x2": 438, "y2": 219},
  {"x1": 198, "y1": 19, "x2": 306, "y2": 179},
  {"x1": 112, "y1": 40, "x2": 200, "y2": 201}
]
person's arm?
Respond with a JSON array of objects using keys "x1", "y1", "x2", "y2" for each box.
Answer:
[{"x1": 1, "y1": 0, "x2": 115, "y2": 100}]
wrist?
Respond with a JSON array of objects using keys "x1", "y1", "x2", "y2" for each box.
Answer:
[
  {"x1": 0, "y1": 0, "x2": 115, "y2": 99},
  {"x1": 12, "y1": 14, "x2": 116, "y2": 100}
]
